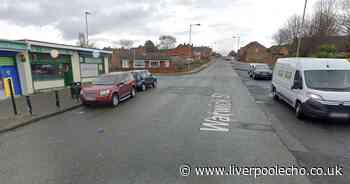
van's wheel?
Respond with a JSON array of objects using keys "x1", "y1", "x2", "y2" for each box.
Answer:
[
  {"x1": 112, "y1": 94, "x2": 119, "y2": 107},
  {"x1": 141, "y1": 84, "x2": 146, "y2": 91},
  {"x1": 131, "y1": 87, "x2": 136, "y2": 98},
  {"x1": 272, "y1": 87, "x2": 279, "y2": 100},
  {"x1": 295, "y1": 102, "x2": 304, "y2": 119}
]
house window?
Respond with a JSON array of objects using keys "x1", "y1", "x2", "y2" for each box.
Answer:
[
  {"x1": 164, "y1": 61, "x2": 170, "y2": 68},
  {"x1": 150, "y1": 61, "x2": 160, "y2": 68},
  {"x1": 122, "y1": 60, "x2": 129, "y2": 68},
  {"x1": 134, "y1": 60, "x2": 145, "y2": 68}
]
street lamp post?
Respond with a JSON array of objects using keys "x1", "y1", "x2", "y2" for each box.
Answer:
[
  {"x1": 189, "y1": 24, "x2": 201, "y2": 45},
  {"x1": 296, "y1": 0, "x2": 308, "y2": 57},
  {"x1": 85, "y1": 11, "x2": 91, "y2": 47},
  {"x1": 188, "y1": 23, "x2": 201, "y2": 62}
]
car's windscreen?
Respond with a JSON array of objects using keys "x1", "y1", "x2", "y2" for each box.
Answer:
[
  {"x1": 95, "y1": 75, "x2": 120, "y2": 85},
  {"x1": 304, "y1": 70, "x2": 350, "y2": 91}
]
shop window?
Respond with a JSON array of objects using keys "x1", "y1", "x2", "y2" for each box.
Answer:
[
  {"x1": 134, "y1": 60, "x2": 145, "y2": 68},
  {"x1": 80, "y1": 56, "x2": 105, "y2": 78},
  {"x1": 30, "y1": 53, "x2": 71, "y2": 81},
  {"x1": 31, "y1": 63, "x2": 64, "y2": 81},
  {"x1": 122, "y1": 60, "x2": 129, "y2": 68},
  {"x1": 150, "y1": 61, "x2": 160, "y2": 68}
]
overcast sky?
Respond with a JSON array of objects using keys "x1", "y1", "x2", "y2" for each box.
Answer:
[{"x1": 0, "y1": 0, "x2": 318, "y2": 54}]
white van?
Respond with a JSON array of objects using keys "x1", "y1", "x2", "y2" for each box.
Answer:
[{"x1": 272, "y1": 58, "x2": 350, "y2": 119}]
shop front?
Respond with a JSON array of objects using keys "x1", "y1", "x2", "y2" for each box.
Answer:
[
  {"x1": 0, "y1": 51, "x2": 22, "y2": 98},
  {"x1": 0, "y1": 40, "x2": 27, "y2": 99},
  {"x1": 30, "y1": 52, "x2": 74, "y2": 90},
  {"x1": 79, "y1": 52, "x2": 106, "y2": 83},
  {"x1": 0, "y1": 39, "x2": 112, "y2": 95},
  {"x1": 28, "y1": 45, "x2": 75, "y2": 92}
]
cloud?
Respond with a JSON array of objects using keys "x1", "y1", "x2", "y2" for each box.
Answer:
[
  {"x1": 0, "y1": 0, "x2": 163, "y2": 40},
  {"x1": 0, "y1": 0, "x2": 319, "y2": 54}
]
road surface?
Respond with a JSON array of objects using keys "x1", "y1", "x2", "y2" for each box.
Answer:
[
  {"x1": 0, "y1": 59, "x2": 311, "y2": 184},
  {"x1": 233, "y1": 61, "x2": 349, "y2": 184}
]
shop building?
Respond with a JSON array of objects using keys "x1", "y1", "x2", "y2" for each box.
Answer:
[
  {"x1": 0, "y1": 39, "x2": 28, "y2": 99},
  {"x1": 20, "y1": 40, "x2": 112, "y2": 93},
  {"x1": 0, "y1": 39, "x2": 112, "y2": 97}
]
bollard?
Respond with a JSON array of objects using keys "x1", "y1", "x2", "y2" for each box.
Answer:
[
  {"x1": 55, "y1": 90, "x2": 60, "y2": 108},
  {"x1": 25, "y1": 96, "x2": 33, "y2": 115},
  {"x1": 8, "y1": 79, "x2": 17, "y2": 115}
]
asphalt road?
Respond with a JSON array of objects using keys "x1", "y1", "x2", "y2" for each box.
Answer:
[
  {"x1": 233, "y1": 61, "x2": 350, "y2": 184},
  {"x1": 0, "y1": 59, "x2": 311, "y2": 184}
]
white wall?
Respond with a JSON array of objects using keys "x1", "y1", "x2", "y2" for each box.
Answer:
[
  {"x1": 16, "y1": 51, "x2": 34, "y2": 95},
  {"x1": 104, "y1": 56, "x2": 109, "y2": 74},
  {"x1": 33, "y1": 80, "x2": 64, "y2": 90},
  {"x1": 71, "y1": 52, "x2": 81, "y2": 82}
]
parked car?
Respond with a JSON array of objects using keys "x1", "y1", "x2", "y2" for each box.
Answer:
[
  {"x1": 251, "y1": 63, "x2": 273, "y2": 80},
  {"x1": 80, "y1": 72, "x2": 136, "y2": 107},
  {"x1": 131, "y1": 70, "x2": 157, "y2": 91},
  {"x1": 272, "y1": 58, "x2": 350, "y2": 119}
]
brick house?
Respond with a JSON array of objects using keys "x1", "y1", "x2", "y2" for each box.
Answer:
[
  {"x1": 111, "y1": 49, "x2": 175, "y2": 73},
  {"x1": 193, "y1": 46, "x2": 212, "y2": 60},
  {"x1": 238, "y1": 41, "x2": 272, "y2": 63},
  {"x1": 266, "y1": 45, "x2": 289, "y2": 65},
  {"x1": 161, "y1": 44, "x2": 193, "y2": 58}
]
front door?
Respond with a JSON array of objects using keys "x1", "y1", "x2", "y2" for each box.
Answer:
[{"x1": 63, "y1": 63, "x2": 73, "y2": 86}]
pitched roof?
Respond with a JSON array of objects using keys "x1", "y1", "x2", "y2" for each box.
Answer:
[{"x1": 242, "y1": 41, "x2": 266, "y2": 50}]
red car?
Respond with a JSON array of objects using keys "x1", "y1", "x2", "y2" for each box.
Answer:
[{"x1": 80, "y1": 72, "x2": 136, "y2": 107}]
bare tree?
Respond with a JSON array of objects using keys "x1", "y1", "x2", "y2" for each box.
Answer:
[
  {"x1": 309, "y1": 0, "x2": 339, "y2": 37},
  {"x1": 272, "y1": 15, "x2": 310, "y2": 45},
  {"x1": 158, "y1": 35, "x2": 177, "y2": 49},
  {"x1": 76, "y1": 32, "x2": 95, "y2": 48},
  {"x1": 144, "y1": 40, "x2": 158, "y2": 53},
  {"x1": 273, "y1": 28, "x2": 290, "y2": 45},
  {"x1": 337, "y1": 0, "x2": 350, "y2": 36},
  {"x1": 77, "y1": 32, "x2": 86, "y2": 47},
  {"x1": 117, "y1": 39, "x2": 134, "y2": 49}
]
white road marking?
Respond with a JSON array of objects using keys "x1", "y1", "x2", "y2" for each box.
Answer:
[{"x1": 200, "y1": 93, "x2": 236, "y2": 132}]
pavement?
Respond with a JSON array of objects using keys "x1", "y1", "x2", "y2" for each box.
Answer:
[
  {"x1": 0, "y1": 59, "x2": 311, "y2": 184},
  {"x1": 154, "y1": 59, "x2": 213, "y2": 76},
  {"x1": 0, "y1": 59, "x2": 214, "y2": 134},
  {"x1": 0, "y1": 89, "x2": 81, "y2": 133},
  {"x1": 232, "y1": 60, "x2": 350, "y2": 184}
]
